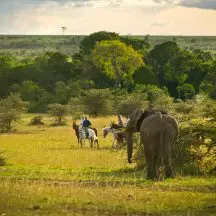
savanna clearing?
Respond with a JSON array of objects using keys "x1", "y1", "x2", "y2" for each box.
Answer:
[{"x1": 0, "y1": 115, "x2": 216, "y2": 216}]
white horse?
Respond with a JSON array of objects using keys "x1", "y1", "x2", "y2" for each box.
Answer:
[
  {"x1": 102, "y1": 127, "x2": 124, "y2": 148},
  {"x1": 79, "y1": 126, "x2": 99, "y2": 148}
]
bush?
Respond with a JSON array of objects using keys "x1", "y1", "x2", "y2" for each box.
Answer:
[
  {"x1": 81, "y1": 89, "x2": 113, "y2": 116},
  {"x1": 0, "y1": 153, "x2": 6, "y2": 166},
  {"x1": 116, "y1": 95, "x2": 148, "y2": 117},
  {"x1": 176, "y1": 83, "x2": 196, "y2": 100},
  {"x1": 48, "y1": 103, "x2": 67, "y2": 126},
  {"x1": 29, "y1": 116, "x2": 44, "y2": 126}
]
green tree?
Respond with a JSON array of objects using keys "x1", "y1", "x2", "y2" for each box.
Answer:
[
  {"x1": 48, "y1": 103, "x2": 67, "y2": 126},
  {"x1": 176, "y1": 83, "x2": 196, "y2": 100},
  {"x1": 82, "y1": 89, "x2": 112, "y2": 116},
  {"x1": 201, "y1": 60, "x2": 216, "y2": 99},
  {"x1": 92, "y1": 40, "x2": 144, "y2": 88},
  {"x1": 79, "y1": 31, "x2": 119, "y2": 55},
  {"x1": 0, "y1": 94, "x2": 28, "y2": 132},
  {"x1": 0, "y1": 53, "x2": 18, "y2": 97},
  {"x1": 147, "y1": 41, "x2": 179, "y2": 87}
]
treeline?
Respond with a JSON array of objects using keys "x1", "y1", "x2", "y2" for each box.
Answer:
[{"x1": 0, "y1": 31, "x2": 216, "y2": 114}]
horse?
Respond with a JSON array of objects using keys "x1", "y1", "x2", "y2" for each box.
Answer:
[
  {"x1": 72, "y1": 121, "x2": 99, "y2": 148},
  {"x1": 102, "y1": 125, "x2": 125, "y2": 148}
]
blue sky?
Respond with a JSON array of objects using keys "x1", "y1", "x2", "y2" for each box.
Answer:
[{"x1": 1, "y1": 0, "x2": 216, "y2": 35}]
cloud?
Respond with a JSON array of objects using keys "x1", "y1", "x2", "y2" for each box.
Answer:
[
  {"x1": 151, "y1": 21, "x2": 172, "y2": 27},
  {"x1": 152, "y1": 0, "x2": 216, "y2": 10}
]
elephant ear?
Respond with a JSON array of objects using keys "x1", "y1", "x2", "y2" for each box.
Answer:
[{"x1": 126, "y1": 109, "x2": 144, "y2": 132}]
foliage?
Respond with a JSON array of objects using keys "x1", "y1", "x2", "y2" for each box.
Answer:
[
  {"x1": 47, "y1": 103, "x2": 67, "y2": 126},
  {"x1": 0, "y1": 94, "x2": 28, "y2": 132},
  {"x1": 116, "y1": 94, "x2": 148, "y2": 117},
  {"x1": 81, "y1": 89, "x2": 113, "y2": 117},
  {"x1": 79, "y1": 31, "x2": 119, "y2": 55},
  {"x1": 29, "y1": 115, "x2": 44, "y2": 126},
  {"x1": 92, "y1": 40, "x2": 144, "y2": 88},
  {"x1": 134, "y1": 84, "x2": 172, "y2": 110},
  {"x1": 176, "y1": 83, "x2": 196, "y2": 100},
  {"x1": 173, "y1": 117, "x2": 216, "y2": 175},
  {"x1": 0, "y1": 32, "x2": 216, "y2": 114}
]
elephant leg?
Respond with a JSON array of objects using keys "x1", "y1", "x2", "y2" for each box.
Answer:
[
  {"x1": 145, "y1": 150, "x2": 156, "y2": 180},
  {"x1": 164, "y1": 156, "x2": 173, "y2": 178}
]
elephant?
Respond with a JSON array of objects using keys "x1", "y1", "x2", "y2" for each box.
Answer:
[{"x1": 125, "y1": 109, "x2": 178, "y2": 180}]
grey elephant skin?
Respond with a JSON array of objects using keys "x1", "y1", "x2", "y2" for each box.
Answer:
[{"x1": 125, "y1": 109, "x2": 179, "y2": 180}]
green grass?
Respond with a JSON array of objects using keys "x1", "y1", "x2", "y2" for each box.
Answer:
[{"x1": 0, "y1": 115, "x2": 216, "y2": 215}]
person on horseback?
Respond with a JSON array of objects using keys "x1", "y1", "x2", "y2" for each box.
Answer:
[
  {"x1": 117, "y1": 114, "x2": 124, "y2": 127},
  {"x1": 83, "y1": 116, "x2": 91, "y2": 138},
  {"x1": 80, "y1": 116, "x2": 85, "y2": 127}
]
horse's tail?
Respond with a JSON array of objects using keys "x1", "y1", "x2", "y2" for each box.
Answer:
[{"x1": 93, "y1": 128, "x2": 97, "y2": 136}]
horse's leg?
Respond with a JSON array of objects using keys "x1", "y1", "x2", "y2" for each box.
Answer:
[
  {"x1": 90, "y1": 138, "x2": 93, "y2": 148},
  {"x1": 96, "y1": 139, "x2": 99, "y2": 149},
  {"x1": 112, "y1": 137, "x2": 115, "y2": 148}
]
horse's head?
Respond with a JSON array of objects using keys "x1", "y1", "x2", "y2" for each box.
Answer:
[
  {"x1": 72, "y1": 121, "x2": 78, "y2": 130},
  {"x1": 110, "y1": 121, "x2": 119, "y2": 129}
]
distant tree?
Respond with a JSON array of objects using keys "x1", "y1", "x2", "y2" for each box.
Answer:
[
  {"x1": 0, "y1": 53, "x2": 17, "y2": 96},
  {"x1": 20, "y1": 80, "x2": 43, "y2": 102},
  {"x1": 61, "y1": 26, "x2": 67, "y2": 35},
  {"x1": 200, "y1": 60, "x2": 216, "y2": 99},
  {"x1": 0, "y1": 94, "x2": 28, "y2": 132},
  {"x1": 120, "y1": 36, "x2": 150, "y2": 51},
  {"x1": 147, "y1": 41, "x2": 179, "y2": 87},
  {"x1": 48, "y1": 103, "x2": 67, "y2": 126},
  {"x1": 92, "y1": 40, "x2": 144, "y2": 88},
  {"x1": 176, "y1": 83, "x2": 196, "y2": 100},
  {"x1": 79, "y1": 31, "x2": 119, "y2": 55},
  {"x1": 164, "y1": 50, "x2": 193, "y2": 99},
  {"x1": 82, "y1": 89, "x2": 112, "y2": 116}
]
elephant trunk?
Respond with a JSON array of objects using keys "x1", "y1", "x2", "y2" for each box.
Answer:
[{"x1": 126, "y1": 131, "x2": 133, "y2": 163}]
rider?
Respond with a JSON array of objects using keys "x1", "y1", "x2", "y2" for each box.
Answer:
[
  {"x1": 117, "y1": 114, "x2": 124, "y2": 128},
  {"x1": 80, "y1": 116, "x2": 85, "y2": 127},
  {"x1": 83, "y1": 116, "x2": 92, "y2": 138}
]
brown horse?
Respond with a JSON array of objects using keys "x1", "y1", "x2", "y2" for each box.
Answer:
[
  {"x1": 72, "y1": 121, "x2": 98, "y2": 148},
  {"x1": 110, "y1": 122, "x2": 126, "y2": 145}
]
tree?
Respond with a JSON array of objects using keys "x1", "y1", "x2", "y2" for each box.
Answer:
[
  {"x1": 147, "y1": 41, "x2": 179, "y2": 87},
  {"x1": 0, "y1": 94, "x2": 28, "y2": 132},
  {"x1": 201, "y1": 60, "x2": 216, "y2": 99},
  {"x1": 79, "y1": 31, "x2": 119, "y2": 55},
  {"x1": 176, "y1": 83, "x2": 196, "y2": 100},
  {"x1": 48, "y1": 103, "x2": 67, "y2": 126},
  {"x1": 0, "y1": 53, "x2": 18, "y2": 97},
  {"x1": 92, "y1": 40, "x2": 144, "y2": 88},
  {"x1": 120, "y1": 36, "x2": 150, "y2": 52},
  {"x1": 82, "y1": 89, "x2": 112, "y2": 116}
]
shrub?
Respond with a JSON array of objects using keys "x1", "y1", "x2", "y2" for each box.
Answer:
[
  {"x1": 176, "y1": 83, "x2": 196, "y2": 100},
  {"x1": 29, "y1": 116, "x2": 44, "y2": 126},
  {"x1": 0, "y1": 153, "x2": 6, "y2": 166},
  {"x1": 116, "y1": 95, "x2": 148, "y2": 117},
  {"x1": 48, "y1": 103, "x2": 67, "y2": 126},
  {"x1": 81, "y1": 89, "x2": 113, "y2": 116}
]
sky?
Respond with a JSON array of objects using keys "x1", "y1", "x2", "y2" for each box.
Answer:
[{"x1": 1, "y1": 0, "x2": 216, "y2": 35}]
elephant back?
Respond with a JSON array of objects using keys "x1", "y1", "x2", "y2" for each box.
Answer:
[{"x1": 140, "y1": 113, "x2": 178, "y2": 139}]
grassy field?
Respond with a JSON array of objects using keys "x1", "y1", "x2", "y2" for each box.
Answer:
[
  {"x1": 0, "y1": 115, "x2": 216, "y2": 216},
  {"x1": 1, "y1": 35, "x2": 216, "y2": 57}
]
